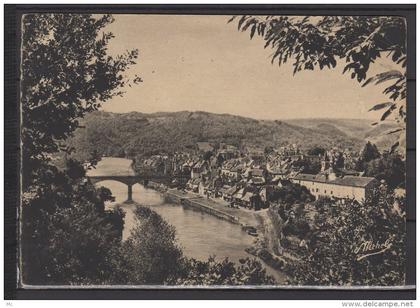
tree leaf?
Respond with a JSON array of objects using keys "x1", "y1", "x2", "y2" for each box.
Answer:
[
  {"x1": 386, "y1": 128, "x2": 403, "y2": 135},
  {"x1": 380, "y1": 104, "x2": 397, "y2": 121},
  {"x1": 390, "y1": 141, "x2": 400, "y2": 153},
  {"x1": 250, "y1": 24, "x2": 256, "y2": 39},
  {"x1": 227, "y1": 16, "x2": 236, "y2": 24},
  {"x1": 368, "y1": 102, "x2": 393, "y2": 111},
  {"x1": 362, "y1": 70, "x2": 403, "y2": 87}
]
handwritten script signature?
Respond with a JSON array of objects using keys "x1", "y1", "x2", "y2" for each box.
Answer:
[{"x1": 353, "y1": 238, "x2": 392, "y2": 261}]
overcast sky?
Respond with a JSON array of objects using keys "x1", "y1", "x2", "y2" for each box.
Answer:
[{"x1": 102, "y1": 15, "x2": 400, "y2": 120}]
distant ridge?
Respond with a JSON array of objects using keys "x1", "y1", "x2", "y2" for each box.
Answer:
[
  {"x1": 66, "y1": 111, "x2": 397, "y2": 161},
  {"x1": 284, "y1": 118, "x2": 399, "y2": 149}
]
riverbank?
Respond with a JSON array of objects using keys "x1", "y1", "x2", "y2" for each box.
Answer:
[
  {"x1": 164, "y1": 189, "x2": 253, "y2": 227},
  {"x1": 162, "y1": 188, "x2": 289, "y2": 283}
]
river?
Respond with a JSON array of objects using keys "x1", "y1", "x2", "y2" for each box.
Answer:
[{"x1": 96, "y1": 180, "x2": 286, "y2": 283}]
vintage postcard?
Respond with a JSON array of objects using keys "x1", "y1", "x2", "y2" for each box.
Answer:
[{"x1": 19, "y1": 13, "x2": 408, "y2": 289}]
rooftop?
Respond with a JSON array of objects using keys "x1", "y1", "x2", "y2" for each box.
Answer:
[
  {"x1": 293, "y1": 173, "x2": 376, "y2": 188},
  {"x1": 330, "y1": 176, "x2": 377, "y2": 188}
]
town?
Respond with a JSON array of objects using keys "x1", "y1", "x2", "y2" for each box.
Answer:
[{"x1": 137, "y1": 141, "x2": 381, "y2": 211}]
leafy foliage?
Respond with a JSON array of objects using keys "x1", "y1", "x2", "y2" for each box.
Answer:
[
  {"x1": 21, "y1": 14, "x2": 141, "y2": 189},
  {"x1": 363, "y1": 152, "x2": 405, "y2": 190},
  {"x1": 107, "y1": 206, "x2": 275, "y2": 286},
  {"x1": 357, "y1": 141, "x2": 381, "y2": 166},
  {"x1": 178, "y1": 257, "x2": 276, "y2": 285},
  {"x1": 270, "y1": 182, "x2": 315, "y2": 205},
  {"x1": 21, "y1": 14, "x2": 139, "y2": 285},
  {"x1": 285, "y1": 190, "x2": 406, "y2": 286},
  {"x1": 282, "y1": 218, "x2": 311, "y2": 239},
  {"x1": 21, "y1": 159, "x2": 125, "y2": 285},
  {"x1": 354, "y1": 142, "x2": 405, "y2": 190},
  {"x1": 110, "y1": 207, "x2": 185, "y2": 285},
  {"x1": 230, "y1": 16, "x2": 407, "y2": 154},
  {"x1": 292, "y1": 156, "x2": 321, "y2": 174}
]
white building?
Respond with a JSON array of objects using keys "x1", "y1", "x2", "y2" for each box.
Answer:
[{"x1": 291, "y1": 172, "x2": 378, "y2": 203}]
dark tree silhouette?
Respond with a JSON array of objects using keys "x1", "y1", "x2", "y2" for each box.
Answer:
[
  {"x1": 230, "y1": 16, "x2": 406, "y2": 155},
  {"x1": 355, "y1": 141, "x2": 381, "y2": 171},
  {"x1": 20, "y1": 14, "x2": 140, "y2": 285},
  {"x1": 21, "y1": 14, "x2": 141, "y2": 188},
  {"x1": 364, "y1": 152, "x2": 405, "y2": 190},
  {"x1": 360, "y1": 142, "x2": 381, "y2": 163}
]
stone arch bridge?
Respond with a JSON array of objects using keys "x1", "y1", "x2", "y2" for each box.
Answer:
[{"x1": 86, "y1": 157, "x2": 169, "y2": 203}]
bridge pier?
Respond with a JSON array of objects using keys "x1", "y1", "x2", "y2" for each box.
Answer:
[{"x1": 126, "y1": 183, "x2": 134, "y2": 203}]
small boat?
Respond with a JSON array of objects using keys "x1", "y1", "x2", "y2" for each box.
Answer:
[{"x1": 247, "y1": 230, "x2": 258, "y2": 237}]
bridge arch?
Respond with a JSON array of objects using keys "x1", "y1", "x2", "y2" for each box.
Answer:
[
  {"x1": 89, "y1": 176, "x2": 143, "y2": 186},
  {"x1": 86, "y1": 157, "x2": 166, "y2": 203},
  {"x1": 89, "y1": 176, "x2": 149, "y2": 203}
]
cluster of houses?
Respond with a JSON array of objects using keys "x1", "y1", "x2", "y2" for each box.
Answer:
[
  {"x1": 291, "y1": 150, "x2": 378, "y2": 202},
  {"x1": 140, "y1": 142, "x2": 379, "y2": 210}
]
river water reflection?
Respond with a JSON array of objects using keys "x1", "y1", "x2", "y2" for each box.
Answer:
[{"x1": 97, "y1": 180, "x2": 285, "y2": 283}]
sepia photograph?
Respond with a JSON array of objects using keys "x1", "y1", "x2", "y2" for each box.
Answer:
[{"x1": 15, "y1": 9, "x2": 411, "y2": 291}]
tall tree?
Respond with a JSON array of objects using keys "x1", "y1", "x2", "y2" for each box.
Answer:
[
  {"x1": 20, "y1": 14, "x2": 140, "y2": 284},
  {"x1": 355, "y1": 141, "x2": 381, "y2": 171},
  {"x1": 21, "y1": 159, "x2": 125, "y2": 285},
  {"x1": 360, "y1": 141, "x2": 381, "y2": 163},
  {"x1": 364, "y1": 152, "x2": 405, "y2": 190},
  {"x1": 21, "y1": 14, "x2": 141, "y2": 188},
  {"x1": 114, "y1": 207, "x2": 185, "y2": 285},
  {"x1": 230, "y1": 16, "x2": 406, "y2": 155}
]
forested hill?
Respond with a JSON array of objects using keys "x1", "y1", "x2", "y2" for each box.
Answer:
[
  {"x1": 285, "y1": 118, "x2": 399, "y2": 152},
  {"x1": 66, "y1": 111, "x2": 395, "y2": 161}
]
